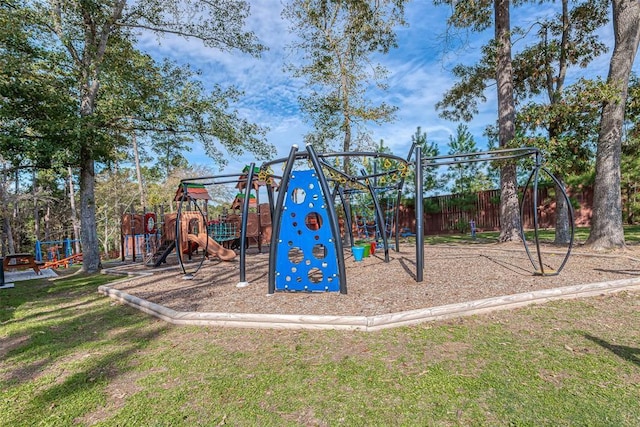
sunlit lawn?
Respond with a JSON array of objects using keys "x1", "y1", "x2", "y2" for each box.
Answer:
[
  {"x1": 420, "y1": 225, "x2": 640, "y2": 245},
  {"x1": 1, "y1": 253, "x2": 639, "y2": 426}
]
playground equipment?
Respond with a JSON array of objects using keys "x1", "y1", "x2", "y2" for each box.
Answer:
[
  {"x1": 121, "y1": 143, "x2": 574, "y2": 295},
  {"x1": 120, "y1": 210, "x2": 159, "y2": 264},
  {"x1": 175, "y1": 166, "x2": 277, "y2": 284},
  {"x1": 43, "y1": 253, "x2": 83, "y2": 269},
  {"x1": 35, "y1": 238, "x2": 82, "y2": 269},
  {"x1": 415, "y1": 146, "x2": 574, "y2": 279},
  {"x1": 261, "y1": 145, "x2": 412, "y2": 293}
]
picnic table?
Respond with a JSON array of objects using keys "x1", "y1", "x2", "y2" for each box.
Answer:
[{"x1": 2, "y1": 253, "x2": 42, "y2": 274}]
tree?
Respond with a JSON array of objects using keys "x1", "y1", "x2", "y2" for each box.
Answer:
[
  {"x1": 408, "y1": 126, "x2": 441, "y2": 197},
  {"x1": 7, "y1": 1, "x2": 271, "y2": 272},
  {"x1": 435, "y1": 0, "x2": 611, "y2": 243},
  {"x1": 284, "y1": 0, "x2": 406, "y2": 173},
  {"x1": 512, "y1": 0, "x2": 608, "y2": 244},
  {"x1": 444, "y1": 124, "x2": 491, "y2": 195},
  {"x1": 586, "y1": 0, "x2": 640, "y2": 249},
  {"x1": 433, "y1": 0, "x2": 521, "y2": 241}
]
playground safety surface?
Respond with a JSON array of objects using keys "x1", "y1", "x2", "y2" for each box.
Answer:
[{"x1": 100, "y1": 243, "x2": 640, "y2": 330}]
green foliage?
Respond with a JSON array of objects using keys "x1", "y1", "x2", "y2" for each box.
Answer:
[
  {"x1": 284, "y1": 0, "x2": 406, "y2": 153},
  {"x1": 515, "y1": 77, "x2": 615, "y2": 175},
  {"x1": 0, "y1": 2, "x2": 78, "y2": 169},
  {"x1": 1, "y1": 1, "x2": 276, "y2": 265},
  {"x1": 434, "y1": 0, "x2": 610, "y2": 185},
  {"x1": 403, "y1": 126, "x2": 442, "y2": 199},
  {"x1": 443, "y1": 124, "x2": 492, "y2": 195}
]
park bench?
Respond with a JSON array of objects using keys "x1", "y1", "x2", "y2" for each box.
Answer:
[{"x1": 2, "y1": 253, "x2": 42, "y2": 274}]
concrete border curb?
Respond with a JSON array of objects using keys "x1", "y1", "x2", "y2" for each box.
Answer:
[{"x1": 98, "y1": 275, "x2": 640, "y2": 331}]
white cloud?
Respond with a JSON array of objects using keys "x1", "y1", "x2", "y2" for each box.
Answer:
[{"x1": 134, "y1": 0, "x2": 634, "y2": 176}]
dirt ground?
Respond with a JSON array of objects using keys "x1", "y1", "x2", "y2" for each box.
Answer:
[{"x1": 104, "y1": 241, "x2": 640, "y2": 317}]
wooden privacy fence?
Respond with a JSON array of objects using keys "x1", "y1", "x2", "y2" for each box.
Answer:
[{"x1": 397, "y1": 186, "x2": 593, "y2": 235}]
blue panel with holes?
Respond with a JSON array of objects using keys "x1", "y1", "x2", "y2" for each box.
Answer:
[{"x1": 274, "y1": 169, "x2": 341, "y2": 291}]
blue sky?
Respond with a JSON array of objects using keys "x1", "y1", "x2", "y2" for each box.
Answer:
[{"x1": 136, "y1": 1, "x2": 636, "y2": 175}]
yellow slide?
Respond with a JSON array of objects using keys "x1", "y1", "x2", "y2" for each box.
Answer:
[{"x1": 187, "y1": 233, "x2": 237, "y2": 261}]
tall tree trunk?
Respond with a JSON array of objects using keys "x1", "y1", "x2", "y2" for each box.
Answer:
[
  {"x1": 3, "y1": 216, "x2": 14, "y2": 254},
  {"x1": 68, "y1": 167, "x2": 82, "y2": 255},
  {"x1": 495, "y1": 0, "x2": 521, "y2": 242},
  {"x1": 1, "y1": 166, "x2": 15, "y2": 254},
  {"x1": 12, "y1": 170, "x2": 20, "y2": 253},
  {"x1": 103, "y1": 211, "x2": 109, "y2": 256},
  {"x1": 0, "y1": 164, "x2": 14, "y2": 254},
  {"x1": 33, "y1": 168, "x2": 40, "y2": 241},
  {"x1": 44, "y1": 203, "x2": 51, "y2": 241},
  {"x1": 554, "y1": 179, "x2": 571, "y2": 245},
  {"x1": 551, "y1": 0, "x2": 571, "y2": 245},
  {"x1": 587, "y1": 0, "x2": 640, "y2": 249},
  {"x1": 79, "y1": 147, "x2": 101, "y2": 272}
]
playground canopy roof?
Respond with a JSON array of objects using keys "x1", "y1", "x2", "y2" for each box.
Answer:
[{"x1": 174, "y1": 183, "x2": 211, "y2": 201}]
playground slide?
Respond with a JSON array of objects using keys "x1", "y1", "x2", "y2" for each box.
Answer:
[{"x1": 187, "y1": 233, "x2": 237, "y2": 261}]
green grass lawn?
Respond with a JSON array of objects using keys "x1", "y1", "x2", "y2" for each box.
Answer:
[
  {"x1": 1, "y1": 263, "x2": 639, "y2": 426},
  {"x1": 420, "y1": 225, "x2": 640, "y2": 245}
]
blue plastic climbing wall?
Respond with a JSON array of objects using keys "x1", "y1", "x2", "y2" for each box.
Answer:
[{"x1": 274, "y1": 169, "x2": 341, "y2": 292}]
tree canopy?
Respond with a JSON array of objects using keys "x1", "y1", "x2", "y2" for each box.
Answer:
[
  {"x1": 1, "y1": 0, "x2": 274, "y2": 271},
  {"x1": 284, "y1": 0, "x2": 406, "y2": 169}
]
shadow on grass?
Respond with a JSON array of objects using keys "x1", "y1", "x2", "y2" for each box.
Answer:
[
  {"x1": 583, "y1": 334, "x2": 640, "y2": 367},
  {"x1": 1, "y1": 272, "x2": 172, "y2": 424}
]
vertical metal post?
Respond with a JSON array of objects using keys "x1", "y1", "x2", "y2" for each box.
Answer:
[
  {"x1": 266, "y1": 179, "x2": 275, "y2": 218},
  {"x1": 120, "y1": 207, "x2": 125, "y2": 262},
  {"x1": 159, "y1": 204, "x2": 165, "y2": 243},
  {"x1": 394, "y1": 186, "x2": 402, "y2": 252},
  {"x1": 307, "y1": 144, "x2": 347, "y2": 294},
  {"x1": 415, "y1": 146, "x2": 424, "y2": 282},
  {"x1": 268, "y1": 145, "x2": 299, "y2": 294},
  {"x1": 362, "y1": 169, "x2": 390, "y2": 262},
  {"x1": 238, "y1": 163, "x2": 255, "y2": 286},
  {"x1": 35, "y1": 240, "x2": 42, "y2": 262},
  {"x1": 395, "y1": 142, "x2": 418, "y2": 252},
  {"x1": 176, "y1": 182, "x2": 188, "y2": 275}
]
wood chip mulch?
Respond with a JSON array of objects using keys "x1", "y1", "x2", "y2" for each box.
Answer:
[{"x1": 105, "y1": 242, "x2": 640, "y2": 317}]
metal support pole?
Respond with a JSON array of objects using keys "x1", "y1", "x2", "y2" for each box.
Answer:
[
  {"x1": 362, "y1": 169, "x2": 390, "y2": 262},
  {"x1": 237, "y1": 163, "x2": 255, "y2": 287},
  {"x1": 130, "y1": 209, "x2": 136, "y2": 262},
  {"x1": 394, "y1": 187, "x2": 402, "y2": 252},
  {"x1": 415, "y1": 146, "x2": 424, "y2": 282},
  {"x1": 338, "y1": 187, "x2": 354, "y2": 249}
]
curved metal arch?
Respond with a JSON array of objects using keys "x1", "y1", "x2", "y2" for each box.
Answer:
[
  {"x1": 519, "y1": 166, "x2": 575, "y2": 276},
  {"x1": 175, "y1": 182, "x2": 208, "y2": 278},
  {"x1": 175, "y1": 169, "x2": 264, "y2": 279},
  {"x1": 414, "y1": 146, "x2": 573, "y2": 280}
]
